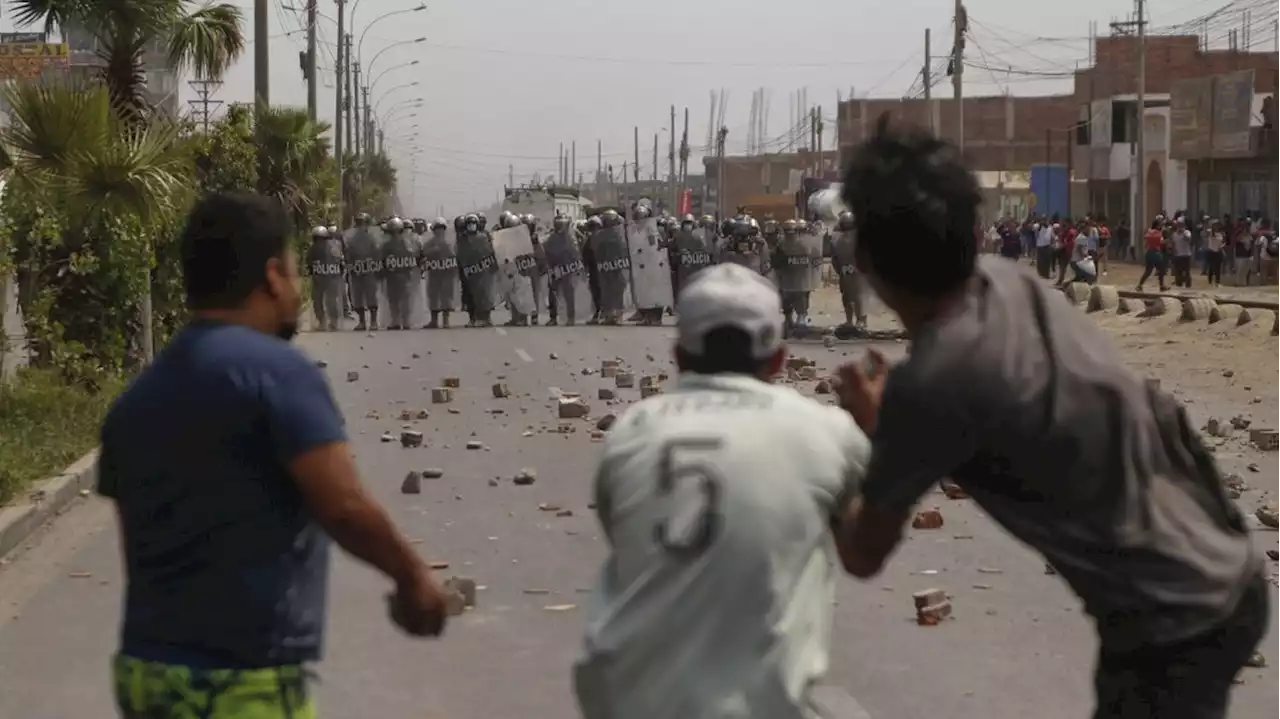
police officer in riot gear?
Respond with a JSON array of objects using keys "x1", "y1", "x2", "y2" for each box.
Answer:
[
  {"x1": 583, "y1": 214, "x2": 604, "y2": 324},
  {"x1": 830, "y1": 210, "x2": 867, "y2": 329},
  {"x1": 346, "y1": 212, "x2": 383, "y2": 331},
  {"x1": 305, "y1": 225, "x2": 344, "y2": 331}
]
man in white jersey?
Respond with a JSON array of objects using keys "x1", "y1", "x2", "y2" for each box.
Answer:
[{"x1": 574, "y1": 263, "x2": 871, "y2": 719}]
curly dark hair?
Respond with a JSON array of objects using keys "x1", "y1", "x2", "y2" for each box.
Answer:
[{"x1": 839, "y1": 114, "x2": 981, "y2": 297}]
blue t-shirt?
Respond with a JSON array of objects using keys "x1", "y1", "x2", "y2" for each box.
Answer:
[{"x1": 97, "y1": 320, "x2": 346, "y2": 669}]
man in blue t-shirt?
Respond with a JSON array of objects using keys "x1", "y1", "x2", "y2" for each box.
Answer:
[{"x1": 97, "y1": 192, "x2": 452, "y2": 718}]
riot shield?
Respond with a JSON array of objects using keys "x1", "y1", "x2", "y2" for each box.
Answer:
[
  {"x1": 543, "y1": 230, "x2": 594, "y2": 325},
  {"x1": 774, "y1": 233, "x2": 822, "y2": 293},
  {"x1": 672, "y1": 230, "x2": 715, "y2": 298},
  {"x1": 626, "y1": 218, "x2": 673, "y2": 309},
  {"x1": 457, "y1": 232, "x2": 498, "y2": 313},
  {"x1": 491, "y1": 225, "x2": 537, "y2": 317},
  {"x1": 591, "y1": 226, "x2": 632, "y2": 314},
  {"x1": 421, "y1": 229, "x2": 461, "y2": 313},
  {"x1": 344, "y1": 226, "x2": 384, "y2": 314},
  {"x1": 378, "y1": 231, "x2": 423, "y2": 328}
]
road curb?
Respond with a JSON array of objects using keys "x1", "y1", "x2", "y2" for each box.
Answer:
[
  {"x1": 0, "y1": 449, "x2": 99, "y2": 560},
  {"x1": 1061, "y1": 283, "x2": 1280, "y2": 337}
]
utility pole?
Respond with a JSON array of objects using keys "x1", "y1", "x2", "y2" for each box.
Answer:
[
  {"x1": 334, "y1": 1, "x2": 345, "y2": 224},
  {"x1": 305, "y1": 0, "x2": 317, "y2": 121},
  {"x1": 953, "y1": 0, "x2": 967, "y2": 152},
  {"x1": 571, "y1": 142, "x2": 576, "y2": 188},
  {"x1": 1112, "y1": 0, "x2": 1146, "y2": 231},
  {"x1": 633, "y1": 127, "x2": 640, "y2": 186},
  {"x1": 352, "y1": 63, "x2": 362, "y2": 157},
  {"x1": 344, "y1": 35, "x2": 353, "y2": 161},
  {"x1": 1135, "y1": 0, "x2": 1146, "y2": 229},
  {"x1": 253, "y1": 0, "x2": 269, "y2": 108},
  {"x1": 596, "y1": 140, "x2": 602, "y2": 187},
  {"x1": 186, "y1": 79, "x2": 222, "y2": 133},
  {"x1": 652, "y1": 134, "x2": 658, "y2": 181},
  {"x1": 668, "y1": 105, "x2": 676, "y2": 213},
  {"x1": 924, "y1": 28, "x2": 933, "y2": 134},
  {"x1": 509, "y1": 164, "x2": 514, "y2": 188},
  {"x1": 816, "y1": 105, "x2": 824, "y2": 176},
  {"x1": 362, "y1": 85, "x2": 371, "y2": 160},
  {"x1": 715, "y1": 126, "x2": 728, "y2": 220},
  {"x1": 559, "y1": 142, "x2": 564, "y2": 183},
  {"x1": 679, "y1": 107, "x2": 689, "y2": 203}
]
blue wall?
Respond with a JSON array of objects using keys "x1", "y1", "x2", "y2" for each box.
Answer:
[{"x1": 1029, "y1": 164, "x2": 1070, "y2": 219}]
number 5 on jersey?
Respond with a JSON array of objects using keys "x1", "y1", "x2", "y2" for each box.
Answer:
[{"x1": 653, "y1": 437, "x2": 724, "y2": 558}]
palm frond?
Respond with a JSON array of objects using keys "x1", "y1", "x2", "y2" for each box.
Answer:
[
  {"x1": 167, "y1": 2, "x2": 246, "y2": 81},
  {"x1": 69, "y1": 119, "x2": 189, "y2": 226},
  {"x1": 0, "y1": 80, "x2": 112, "y2": 175}
]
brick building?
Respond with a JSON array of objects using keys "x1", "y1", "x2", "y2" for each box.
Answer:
[
  {"x1": 1071, "y1": 35, "x2": 1276, "y2": 224},
  {"x1": 830, "y1": 34, "x2": 1275, "y2": 224},
  {"x1": 702, "y1": 150, "x2": 836, "y2": 220},
  {"x1": 837, "y1": 94, "x2": 1079, "y2": 171}
]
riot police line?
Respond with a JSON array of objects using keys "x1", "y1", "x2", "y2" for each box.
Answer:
[{"x1": 304, "y1": 202, "x2": 872, "y2": 335}]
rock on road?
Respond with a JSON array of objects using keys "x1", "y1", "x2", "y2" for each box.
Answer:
[{"x1": 0, "y1": 321, "x2": 1275, "y2": 718}]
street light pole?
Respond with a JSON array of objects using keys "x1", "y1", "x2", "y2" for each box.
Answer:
[
  {"x1": 253, "y1": 0, "x2": 269, "y2": 108},
  {"x1": 334, "y1": 0, "x2": 345, "y2": 224},
  {"x1": 368, "y1": 60, "x2": 420, "y2": 94},
  {"x1": 305, "y1": 0, "x2": 317, "y2": 121}
]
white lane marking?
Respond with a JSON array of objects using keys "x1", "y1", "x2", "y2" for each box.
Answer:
[
  {"x1": 515, "y1": 348, "x2": 533, "y2": 363},
  {"x1": 495, "y1": 327, "x2": 508, "y2": 336}
]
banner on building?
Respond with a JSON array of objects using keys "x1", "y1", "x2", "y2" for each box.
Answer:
[
  {"x1": 1169, "y1": 76, "x2": 1214, "y2": 160},
  {"x1": 677, "y1": 189, "x2": 692, "y2": 216},
  {"x1": 0, "y1": 40, "x2": 69, "y2": 80},
  {"x1": 1089, "y1": 99, "x2": 1112, "y2": 148},
  {"x1": 0, "y1": 32, "x2": 46, "y2": 43},
  {"x1": 1211, "y1": 69, "x2": 1255, "y2": 156}
]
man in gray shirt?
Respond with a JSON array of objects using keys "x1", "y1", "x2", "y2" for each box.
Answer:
[{"x1": 829, "y1": 116, "x2": 1266, "y2": 719}]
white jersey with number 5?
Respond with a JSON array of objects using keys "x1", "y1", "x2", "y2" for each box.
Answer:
[{"x1": 574, "y1": 373, "x2": 870, "y2": 719}]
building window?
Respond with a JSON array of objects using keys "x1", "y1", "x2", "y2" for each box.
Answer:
[
  {"x1": 1232, "y1": 172, "x2": 1270, "y2": 217},
  {"x1": 1198, "y1": 180, "x2": 1230, "y2": 218},
  {"x1": 1076, "y1": 105, "x2": 1090, "y2": 145}
]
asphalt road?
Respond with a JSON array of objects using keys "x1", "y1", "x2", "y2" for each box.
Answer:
[{"x1": 0, "y1": 315, "x2": 1276, "y2": 719}]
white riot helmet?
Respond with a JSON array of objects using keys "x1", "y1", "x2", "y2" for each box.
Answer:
[
  {"x1": 552, "y1": 214, "x2": 571, "y2": 231},
  {"x1": 498, "y1": 211, "x2": 519, "y2": 229},
  {"x1": 384, "y1": 217, "x2": 405, "y2": 232},
  {"x1": 781, "y1": 219, "x2": 798, "y2": 234},
  {"x1": 311, "y1": 225, "x2": 329, "y2": 238},
  {"x1": 327, "y1": 224, "x2": 338, "y2": 235},
  {"x1": 430, "y1": 217, "x2": 448, "y2": 231},
  {"x1": 601, "y1": 209, "x2": 621, "y2": 227},
  {"x1": 631, "y1": 202, "x2": 652, "y2": 220},
  {"x1": 837, "y1": 210, "x2": 854, "y2": 230},
  {"x1": 463, "y1": 213, "x2": 480, "y2": 232}
]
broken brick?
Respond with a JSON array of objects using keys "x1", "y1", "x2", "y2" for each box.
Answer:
[
  {"x1": 400, "y1": 471, "x2": 422, "y2": 494},
  {"x1": 431, "y1": 387, "x2": 453, "y2": 404},
  {"x1": 442, "y1": 377, "x2": 461, "y2": 388},
  {"x1": 911, "y1": 508, "x2": 944, "y2": 530},
  {"x1": 492, "y1": 383, "x2": 511, "y2": 399},
  {"x1": 558, "y1": 398, "x2": 590, "y2": 419}
]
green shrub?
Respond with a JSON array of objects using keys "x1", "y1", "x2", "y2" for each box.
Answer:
[{"x1": 0, "y1": 368, "x2": 124, "y2": 504}]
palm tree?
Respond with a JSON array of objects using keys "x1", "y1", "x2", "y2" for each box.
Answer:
[
  {"x1": 254, "y1": 106, "x2": 336, "y2": 231},
  {"x1": 0, "y1": 80, "x2": 189, "y2": 374},
  {"x1": 11, "y1": 0, "x2": 245, "y2": 123}
]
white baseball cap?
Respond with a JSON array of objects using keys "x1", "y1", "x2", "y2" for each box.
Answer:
[{"x1": 676, "y1": 263, "x2": 784, "y2": 359}]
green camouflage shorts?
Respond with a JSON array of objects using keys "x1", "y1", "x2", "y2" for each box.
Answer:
[{"x1": 113, "y1": 654, "x2": 316, "y2": 719}]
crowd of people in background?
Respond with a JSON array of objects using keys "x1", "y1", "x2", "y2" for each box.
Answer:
[{"x1": 984, "y1": 210, "x2": 1279, "y2": 291}]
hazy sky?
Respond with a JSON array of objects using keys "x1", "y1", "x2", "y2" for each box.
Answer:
[{"x1": 5, "y1": 0, "x2": 1272, "y2": 215}]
